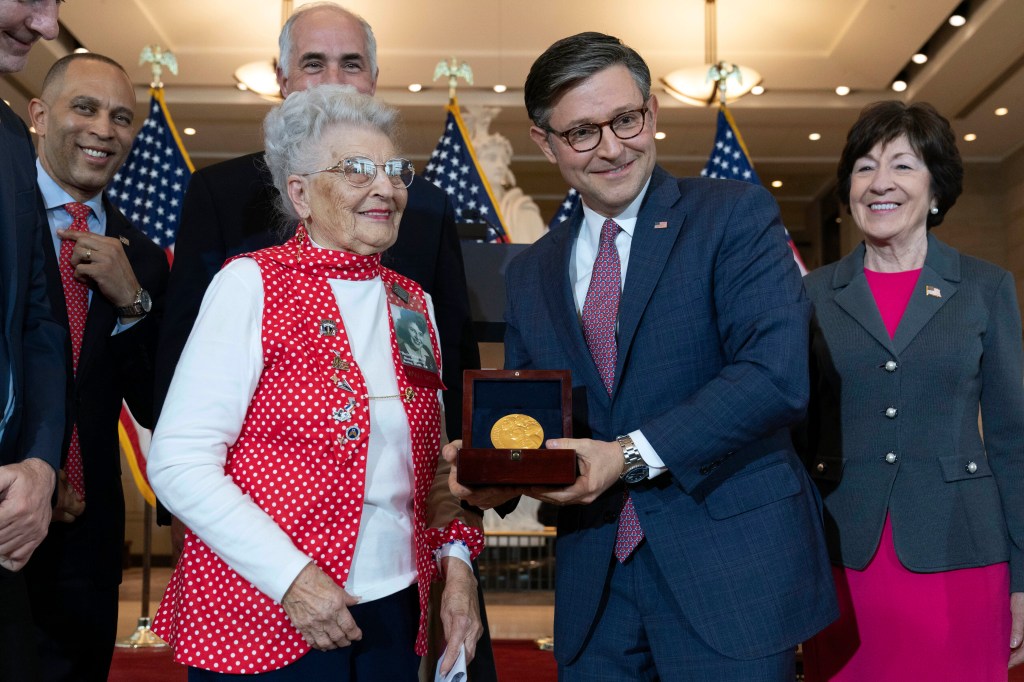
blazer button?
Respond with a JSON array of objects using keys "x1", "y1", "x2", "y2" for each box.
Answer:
[
  {"x1": 965, "y1": 461, "x2": 978, "y2": 474},
  {"x1": 884, "y1": 407, "x2": 898, "y2": 419},
  {"x1": 815, "y1": 461, "x2": 827, "y2": 473},
  {"x1": 884, "y1": 360, "x2": 898, "y2": 372},
  {"x1": 885, "y1": 452, "x2": 898, "y2": 464}
]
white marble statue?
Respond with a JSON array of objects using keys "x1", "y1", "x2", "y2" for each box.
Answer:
[{"x1": 463, "y1": 106, "x2": 548, "y2": 245}]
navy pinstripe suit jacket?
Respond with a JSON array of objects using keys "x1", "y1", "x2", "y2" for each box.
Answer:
[{"x1": 503, "y1": 166, "x2": 838, "y2": 663}]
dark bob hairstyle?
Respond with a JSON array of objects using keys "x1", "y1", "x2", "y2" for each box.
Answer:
[{"x1": 836, "y1": 100, "x2": 963, "y2": 229}]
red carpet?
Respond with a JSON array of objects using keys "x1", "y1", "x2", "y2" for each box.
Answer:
[{"x1": 109, "y1": 640, "x2": 557, "y2": 681}]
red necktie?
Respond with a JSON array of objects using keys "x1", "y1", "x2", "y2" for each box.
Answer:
[
  {"x1": 61, "y1": 202, "x2": 90, "y2": 499},
  {"x1": 580, "y1": 219, "x2": 644, "y2": 562}
]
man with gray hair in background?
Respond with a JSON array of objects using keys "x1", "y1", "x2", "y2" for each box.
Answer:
[{"x1": 153, "y1": 4, "x2": 494, "y2": 680}]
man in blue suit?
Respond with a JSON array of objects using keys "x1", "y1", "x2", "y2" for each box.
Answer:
[
  {"x1": 0, "y1": 1, "x2": 68, "y2": 679},
  {"x1": 448, "y1": 33, "x2": 837, "y2": 680}
]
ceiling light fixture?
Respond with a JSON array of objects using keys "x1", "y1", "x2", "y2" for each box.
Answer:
[
  {"x1": 660, "y1": 0, "x2": 763, "y2": 107},
  {"x1": 654, "y1": 131, "x2": 667, "y2": 140},
  {"x1": 891, "y1": 72, "x2": 908, "y2": 92},
  {"x1": 995, "y1": 107, "x2": 1008, "y2": 116},
  {"x1": 835, "y1": 85, "x2": 850, "y2": 96},
  {"x1": 808, "y1": 133, "x2": 821, "y2": 141},
  {"x1": 771, "y1": 180, "x2": 783, "y2": 188},
  {"x1": 408, "y1": 83, "x2": 423, "y2": 93},
  {"x1": 911, "y1": 52, "x2": 928, "y2": 65},
  {"x1": 493, "y1": 84, "x2": 508, "y2": 93},
  {"x1": 233, "y1": 0, "x2": 292, "y2": 101},
  {"x1": 183, "y1": 127, "x2": 196, "y2": 136},
  {"x1": 949, "y1": 1, "x2": 968, "y2": 26},
  {"x1": 751, "y1": 85, "x2": 765, "y2": 95},
  {"x1": 963, "y1": 133, "x2": 977, "y2": 141}
]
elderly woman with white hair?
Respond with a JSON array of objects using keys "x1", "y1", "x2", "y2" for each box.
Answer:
[{"x1": 148, "y1": 85, "x2": 484, "y2": 681}]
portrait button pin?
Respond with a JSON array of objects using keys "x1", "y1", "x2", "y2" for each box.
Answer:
[
  {"x1": 885, "y1": 452, "x2": 898, "y2": 464},
  {"x1": 965, "y1": 461, "x2": 978, "y2": 474},
  {"x1": 403, "y1": 387, "x2": 416, "y2": 402},
  {"x1": 319, "y1": 319, "x2": 337, "y2": 336}
]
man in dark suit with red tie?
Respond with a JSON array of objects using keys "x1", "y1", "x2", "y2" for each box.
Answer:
[
  {"x1": 24, "y1": 52, "x2": 169, "y2": 681},
  {"x1": 0, "y1": 2, "x2": 67, "y2": 679},
  {"x1": 449, "y1": 33, "x2": 838, "y2": 680}
]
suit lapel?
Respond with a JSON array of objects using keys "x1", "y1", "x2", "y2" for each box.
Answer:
[
  {"x1": 76, "y1": 199, "x2": 124, "y2": 380},
  {"x1": 892, "y1": 233, "x2": 959, "y2": 355},
  {"x1": 540, "y1": 205, "x2": 608, "y2": 399},
  {"x1": 831, "y1": 243, "x2": 896, "y2": 354},
  {"x1": 615, "y1": 167, "x2": 685, "y2": 391}
]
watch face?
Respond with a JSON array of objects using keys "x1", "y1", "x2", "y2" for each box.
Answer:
[
  {"x1": 139, "y1": 289, "x2": 153, "y2": 313},
  {"x1": 623, "y1": 465, "x2": 648, "y2": 484}
]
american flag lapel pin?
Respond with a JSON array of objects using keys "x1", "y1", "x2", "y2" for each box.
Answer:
[
  {"x1": 926, "y1": 285, "x2": 942, "y2": 298},
  {"x1": 654, "y1": 221, "x2": 668, "y2": 229}
]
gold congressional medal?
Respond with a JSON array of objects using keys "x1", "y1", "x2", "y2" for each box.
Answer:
[{"x1": 491, "y1": 414, "x2": 544, "y2": 449}]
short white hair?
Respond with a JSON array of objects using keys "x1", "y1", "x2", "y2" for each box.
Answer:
[{"x1": 263, "y1": 84, "x2": 402, "y2": 223}]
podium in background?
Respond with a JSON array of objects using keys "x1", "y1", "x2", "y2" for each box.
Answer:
[{"x1": 459, "y1": 233, "x2": 530, "y2": 343}]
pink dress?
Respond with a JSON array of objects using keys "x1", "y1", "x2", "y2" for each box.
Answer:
[{"x1": 803, "y1": 268, "x2": 1011, "y2": 682}]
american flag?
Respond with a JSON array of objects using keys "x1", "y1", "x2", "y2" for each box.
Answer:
[
  {"x1": 422, "y1": 98, "x2": 509, "y2": 243},
  {"x1": 548, "y1": 187, "x2": 580, "y2": 229},
  {"x1": 108, "y1": 88, "x2": 194, "y2": 255},
  {"x1": 701, "y1": 106, "x2": 807, "y2": 275}
]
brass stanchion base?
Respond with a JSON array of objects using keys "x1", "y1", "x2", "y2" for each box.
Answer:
[
  {"x1": 115, "y1": 617, "x2": 168, "y2": 649},
  {"x1": 535, "y1": 636, "x2": 553, "y2": 651}
]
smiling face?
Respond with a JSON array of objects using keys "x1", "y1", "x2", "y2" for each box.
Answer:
[
  {"x1": 30, "y1": 58, "x2": 136, "y2": 202},
  {"x1": 848, "y1": 134, "x2": 934, "y2": 249},
  {"x1": 277, "y1": 7, "x2": 377, "y2": 97},
  {"x1": 0, "y1": 0, "x2": 59, "y2": 74},
  {"x1": 287, "y1": 123, "x2": 406, "y2": 256},
  {"x1": 529, "y1": 64, "x2": 658, "y2": 219}
]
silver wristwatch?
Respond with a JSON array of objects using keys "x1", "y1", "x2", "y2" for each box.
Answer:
[
  {"x1": 116, "y1": 288, "x2": 152, "y2": 318},
  {"x1": 617, "y1": 434, "x2": 648, "y2": 484}
]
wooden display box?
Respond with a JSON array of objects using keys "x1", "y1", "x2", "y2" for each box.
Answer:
[{"x1": 458, "y1": 369, "x2": 576, "y2": 486}]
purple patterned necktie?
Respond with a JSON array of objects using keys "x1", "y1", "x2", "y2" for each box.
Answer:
[{"x1": 580, "y1": 219, "x2": 644, "y2": 562}]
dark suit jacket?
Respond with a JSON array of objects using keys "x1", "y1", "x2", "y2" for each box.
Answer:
[
  {"x1": 503, "y1": 167, "x2": 838, "y2": 662},
  {"x1": 800, "y1": 233, "x2": 1024, "y2": 592},
  {"x1": 0, "y1": 102, "x2": 66, "y2": 471},
  {"x1": 25, "y1": 197, "x2": 168, "y2": 588},
  {"x1": 154, "y1": 152, "x2": 479, "y2": 437}
]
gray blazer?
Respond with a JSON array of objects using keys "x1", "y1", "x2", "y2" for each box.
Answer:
[{"x1": 799, "y1": 232, "x2": 1024, "y2": 592}]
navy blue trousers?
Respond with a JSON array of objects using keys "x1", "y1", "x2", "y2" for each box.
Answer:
[
  {"x1": 188, "y1": 585, "x2": 420, "y2": 681},
  {"x1": 559, "y1": 541, "x2": 796, "y2": 681}
]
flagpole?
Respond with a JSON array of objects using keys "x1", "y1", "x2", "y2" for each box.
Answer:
[{"x1": 116, "y1": 502, "x2": 166, "y2": 648}]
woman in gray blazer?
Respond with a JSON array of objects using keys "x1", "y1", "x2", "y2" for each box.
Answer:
[{"x1": 799, "y1": 101, "x2": 1024, "y2": 680}]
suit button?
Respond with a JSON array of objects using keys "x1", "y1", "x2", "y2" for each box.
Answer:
[
  {"x1": 966, "y1": 461, "x2": 978, "y2": 474},
  {"x1": 815, "y1": 461, "x2": 827, "y2": 473},
  {"x1": 884, "y1": 407, "x2": 898, "y2": 419},
  {"x1": 884, "y1": 360, "x2": 898, "y2": 372},
  {"x1": 885, "y1": 452, "x2": 898, "y2": 464}
]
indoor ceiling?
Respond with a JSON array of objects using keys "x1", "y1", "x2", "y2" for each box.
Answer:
[{"x1": 3, "y1": 0, "x2": 1022, "y2": 237}]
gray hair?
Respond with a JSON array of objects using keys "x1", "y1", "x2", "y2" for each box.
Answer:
[
  {"x1": 277, "y1": 2, "x2": 378, "y2": 78},
  {"x1": 524, "y1": 32, "x2": 651, "y2": 130},
  {"x1": 263, "y1": 84, "x2": 402, "y2": 224}
]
